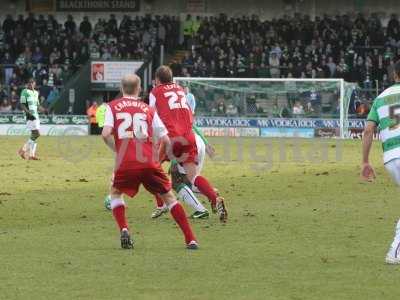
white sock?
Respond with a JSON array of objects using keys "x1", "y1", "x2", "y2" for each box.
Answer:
[
  {"x1": 192, "y1": 185, "x2": 200, "y2": 193},
  {"x1": 110, "y1": 197, "x2": 125, "y2": 210},
  {"x1": 177, "y1": 185, "x2": 207, "y2": 212},
  {"x1": 387, "y1": 219, "x2": 400, "y2": 258},
  {"x1": 22, "y1": 140, "x2": 30, "y2": 152},
  {"x1": 30, "y1": 141, "x2": 37, "y2": 157},
  {"x1": 395, "y1": 219, "x2": 400, "y2": 236},
  {"x1": 27, "y1": 140, "x2": 35, "y2": 156},
  {"x1": 167, "y1": 200, "x2": 178, "y2": 211}
]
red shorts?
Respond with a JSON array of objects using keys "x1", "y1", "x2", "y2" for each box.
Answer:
[
  {"x1": 112, "y1": 167, "x2": 172, "y2": 197},
  {"x1": 170, "y1": 132, "x2": 198, "y2": 164}
]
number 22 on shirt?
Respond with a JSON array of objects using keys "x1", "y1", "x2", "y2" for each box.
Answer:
[{"x1": 164, "y1": 91, "x2": 189, "y2": 110}]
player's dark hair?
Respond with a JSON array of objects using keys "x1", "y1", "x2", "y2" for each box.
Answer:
[
  {"x1": 155, "y1": 65, "x2": 173, "y2": 84},
  {"x1": 394, "y1": 60, "x2": 400, "y2": 80}
]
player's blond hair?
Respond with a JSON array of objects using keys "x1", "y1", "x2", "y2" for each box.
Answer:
[{"x1": 121, "y1": 74, "x2": 141, "y2": 96}]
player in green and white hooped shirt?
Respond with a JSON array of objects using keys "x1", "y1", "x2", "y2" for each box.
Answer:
[
  {"x1": 18, "y1": 78, "x2": 41, "y2": 160},
  {"x1": 362, "y1": 60, "x2": 400, "y2": 264}
]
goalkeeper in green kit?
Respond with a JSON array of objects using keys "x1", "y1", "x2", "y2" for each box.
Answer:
[{"x1": 18, "y1": 78, "x2": 41, "y2": 160}]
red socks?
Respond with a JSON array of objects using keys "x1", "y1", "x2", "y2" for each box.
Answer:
[
  {"x1": 112, "y1": 200, "x2": 196, "y2": 245},
  {"x1": 170, "y1": 202, "x2": 196, "y2": 244},
  {"x1": 155, "y1": 194, "x2": 165, "y2": 208},
  {"x1": 194, "y1": 176, "x2": 217, "y2": 205},
  {"x1": 112, "y1": 205, "x2": 128, "y2": 231}
]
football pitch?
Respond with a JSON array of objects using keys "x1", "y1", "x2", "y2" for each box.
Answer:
[{"x1": 1, "y1": 136, "x2": 400, "y2": 300}]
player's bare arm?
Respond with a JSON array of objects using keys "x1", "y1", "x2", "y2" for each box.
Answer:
[
  {"x1": 102, "y1": 125, "x2": 116, "y2": 152},
  {"x1": 20, "y1": 102, "x2": 35, "y2": 120},
  {"x1": 361, "y1": 121, "x2": 377, "y2": 181},
  {"x1": 159, "y1": 134, "x2": 172, "y2": 161}
]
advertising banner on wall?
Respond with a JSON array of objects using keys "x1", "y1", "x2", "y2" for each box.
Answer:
[
  {"x1": 0, "y1": 114, "x2": 88, "y2": 136},
  {"x1": 195, "y1": 117, "x2": 367, "y2": 138},
  {"x1": 0, "y1": 114, "x2": 88, "y2": 125},
  {"x1": 314, "y1": 128, "x2": 340, "y2": 138},
  {"x1": 260, "y1": 128, "x2": 315, "y2": 138},
  {"x1": 347, "y1": 128, "x2": 380, "y2": 140},
  {"x1": 56, "y1": 0, "x2": 140, "y2": 11},
  {"x1": 91, "y1": 61, "x2": 143, "y2": 84},
  {"x1": 0, "y1": 124, "x2": 88, "y2": 136},
  {"x1": 0, "y1": 114, "x2": 371, "y2": 138},
  {"x1": 201, "y1": 127, "x2": 260, "y2": 137},
  {"x1": 195, "y1": 117, "x2": 366, "y2": 129}
]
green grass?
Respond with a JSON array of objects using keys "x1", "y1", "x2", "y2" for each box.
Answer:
[{"x1": 1, "y1": 136, "x2": 400, "y2": 300}]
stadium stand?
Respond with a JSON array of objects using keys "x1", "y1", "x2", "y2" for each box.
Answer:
[
  {"x1": 0, "y1": 12, "x2": 399, "y2": 115},
  {"x1": 178, "y1": 13, "x2": 396, "y2": 89},
  {"x1": 0, "y1": 13, "x2": 180, "y2": 112},
  {"x1": 174, "y1": 13, "x2": 399, "y2": 117}
]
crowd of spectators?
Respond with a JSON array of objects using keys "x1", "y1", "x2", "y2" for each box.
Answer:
[
  {"x1": 170, "y1": 13, "x2": 400, "y2": 117},
  {"x1": 3, "y1": 12, "x2": 400, "y2": 117},
  {"x1": 177, "y1": 13, "x2": 400, "y2": 88},
  {"x1": 0, "y1": 13, "x2": 179, "y2": 113},
  {"x1": 184, "y1": 81, "x2": 340, "y2": 118}
]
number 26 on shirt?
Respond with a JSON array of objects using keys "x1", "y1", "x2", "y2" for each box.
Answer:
[
  {"x1": 164, "y1": 91, "x2": 189, "y2": 110},
  {"x1": 116, "y1": 112, "x2": 148, "y2": 139}
]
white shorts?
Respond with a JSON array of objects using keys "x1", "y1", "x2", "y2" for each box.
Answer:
[
  {"x1": 385, "y1": 158, "x2": 400, "y2": 186},
  {"x1": 177, "y1": 134, "x2": 206, "y2": 176},
  {"x1": 27, "y1": 119, "x2": 40, "y2": 131}
]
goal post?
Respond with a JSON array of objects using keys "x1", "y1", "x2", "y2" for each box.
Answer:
[{"x1": 174, "y1": 77, "x2": 358, "y2": 139}]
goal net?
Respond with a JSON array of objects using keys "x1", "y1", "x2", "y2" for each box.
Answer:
[{"x1": 174, "y1": 77, "x2": 358, "y2": 138}]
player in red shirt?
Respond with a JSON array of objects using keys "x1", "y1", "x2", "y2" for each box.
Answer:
[
  {"x1": 102, "y1": 74, "x2": 198, "y2": 249},
  {"x1": 149, "y1": 66, "x2": 227, "y2": 222}
]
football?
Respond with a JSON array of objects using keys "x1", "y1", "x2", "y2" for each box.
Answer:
[{"x1": 104, "y1": 194, "x2": 112, "y2": 211}]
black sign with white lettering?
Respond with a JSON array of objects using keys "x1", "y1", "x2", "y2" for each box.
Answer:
[{"x1": 56, "y1": 0, "x2": 140, "y2": 11}]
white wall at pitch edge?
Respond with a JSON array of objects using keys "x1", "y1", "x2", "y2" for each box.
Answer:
[{"x1": 0, "y1": 124, "x2": 89, "y2": 136}]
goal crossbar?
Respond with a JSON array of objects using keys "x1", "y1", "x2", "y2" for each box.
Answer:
[{"x1": 175, "y1": 77, "x2": 344, "y2": 83}]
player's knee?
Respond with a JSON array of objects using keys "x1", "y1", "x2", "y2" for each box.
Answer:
[
  {"x1": 31, "y1": 131, "x2": 40, "y2": 140},
  {"x1": 183, "y1": 163, "x2": 196, "y2": 183},
  {"x1": 171, "y1": 180, "x2": 179, "y2": 192},
  {"x1": 159, "y1": 190, "x2": 175, "y2": 206},
  {"x1": 110, "y1": 197, "x2": 125, "y2": 210},
  {"x1": 171, "y1": 169, "x2": 191, "y2": 192},
  {"x1": 109, "y1": 189, "x2": 125, "y2": 209},
  {"x1": 190, "y1": 175, "x2": 199, "y2": 186},
  {"x1": 110, "y1": 187, "x2": 122, "y2": 199}
]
